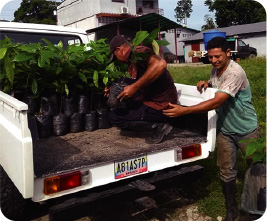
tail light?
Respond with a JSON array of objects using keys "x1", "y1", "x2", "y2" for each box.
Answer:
[
  {"x1": 175, "y1": 144, "x2": 202, "y2": 161},
  {"x1": 44, "y1": 170, "x2": 89, "y2": 195},
  {"x1": 182, "y1": 144, "x2": 202, "y2": 159}
]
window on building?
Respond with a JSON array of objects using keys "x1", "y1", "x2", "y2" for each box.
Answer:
[
  {"x1": 182, "y1": 33, "x2": 192, "y2": 38},
  {"x1": 98, "y1": 17, "x2": 125, "y2": 24},
  {"x1": 161, "y1": 33, "x2": 165, "y2": 39},
  {"x1": 112, "y1": 0, "x2": 124, "y2": 2},
  {"x1": 143, "y1": 1, "x2": 154, "y2": 8}
]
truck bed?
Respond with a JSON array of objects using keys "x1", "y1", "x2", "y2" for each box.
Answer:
[{"x1": 33, "y1": 124, "x2": 206, "y2": 177}]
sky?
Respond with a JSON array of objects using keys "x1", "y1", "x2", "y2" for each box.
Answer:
[
  {"x1": 159, "y1": 0, "x2": 214, "y2": 30},
  {"x1": 0, "y1": 0, "x2": 266, "y2": 31}
]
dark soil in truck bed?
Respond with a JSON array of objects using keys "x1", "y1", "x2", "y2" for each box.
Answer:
[{"x1": 33, "y1": 126, "x2": 206, "y2": 177}]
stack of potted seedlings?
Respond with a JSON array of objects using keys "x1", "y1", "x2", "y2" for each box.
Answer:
[
  {"x1": 0, "y1": 29, "x2": 169, "y2": 139},
  {"x1": 0, "y1": 36, "x2": 127, "y2": 138}
]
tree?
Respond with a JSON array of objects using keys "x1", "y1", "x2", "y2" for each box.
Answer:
[
  {"x1": 205, "y1": 0, "x2": 266, "y2": 28},
  {"x1": 201, "y1": 14, "x2": 216, "y2": 31},
  {"x1": 174, "y1": 0, "x2": 193, "y2": 26},
  {"x1": 13, "y1": 0, "x2": 61, "y2": 24}
]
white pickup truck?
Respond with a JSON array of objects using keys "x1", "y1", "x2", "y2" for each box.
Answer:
[{"x1": 0, "y1": 22, "x2": 217, "y2": 220}]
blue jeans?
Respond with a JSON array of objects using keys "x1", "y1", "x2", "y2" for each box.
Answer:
[{"x1": 217, "y1": 128, "x2": 260, "y2": 182}]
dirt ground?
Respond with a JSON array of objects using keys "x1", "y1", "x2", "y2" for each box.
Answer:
[{"x1": 30, "y1": 187, "x2": 214, "y2": 221}]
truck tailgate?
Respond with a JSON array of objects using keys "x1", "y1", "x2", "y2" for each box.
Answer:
[{"x1": 33, "y1": 126, "x2": 206, "y2": 177}]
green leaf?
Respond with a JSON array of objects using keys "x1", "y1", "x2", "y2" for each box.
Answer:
[
  {"x1": 78, "y1": 72, "x2": 87, "y2": 83},
  {"x1": 4, "y1": 56, "x2": 14, "y2": 84},
  {"x1": 133, "y1": 31, "x2": 149, "y2": 48},
  {"x1": 41, "y1": 38, "x2": 57, "y2": 50},
  {"x1": 152, "y1": 39, "x2": 159, "y2": 55},
  {"x1": 0, "y1": 72, "x2": 6, "y2": 80},
  {"x1": 252, "y1": 152, "x2": 265, "y2": 163},
  {"x1": 3, "y1": 85, "x2": 11, "y2": 93},
  {"x1": 56, "y1": 67, "x2": 63, "y2": 75},
  {"x1": 245, "y1": 142, "x2": 257, "y2": 158},
  {"x1": 31, "y1": 79, "x2": 38, "y2": 95},
  {"x1": 18, "y1": 44, "x2": 38, "y2": 53},
  {"x1": 58, "y1": 41, "x2": 63, "y2": 49},
  {"x1": 0, "y1": 48, "x2": 7, "y2": 59},
  {"x1": 148, "y1": 28, "x2": 160, "y2": 40},
  {"x1": 38, "y1": 55, "x2": 46, "y2": 67},
  {"x1": 103, "y1": 73, "x2": 108, "y2": 86},
  {"x1": 96, "y1": 54, "x2": 104, "y2": 63},
  {"x1": 13, "y1": 53, "x2": 34, "y2": 62},
  {"x1": 156, "y1": 40, "x2": 170, "y2": 46},
  {"x1": 40, "y1": 51, "x2": 50, "y2": 65},
  {"x1": 65, "y1": 84, "x2": 69, "y2": 96},
  {"x1": 93, "y1": 70, "x2": 99, "y2": 88}
]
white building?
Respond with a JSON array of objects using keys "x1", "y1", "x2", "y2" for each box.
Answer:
[
  {"x1": 161, "y1": 27, "x2": 198, "y2": 63},
  {"x1": 57, "y1": 0, "x2": 199, "y2": 63}
]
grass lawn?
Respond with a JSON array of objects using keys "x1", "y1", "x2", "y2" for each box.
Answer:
[{"x1": 167, "y1": 57, "x2": 266, "y2": 219}]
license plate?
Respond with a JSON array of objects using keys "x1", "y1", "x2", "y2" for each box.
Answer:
[{"x1": 114, "y1": 155, "x2": 148, "y2": 179}]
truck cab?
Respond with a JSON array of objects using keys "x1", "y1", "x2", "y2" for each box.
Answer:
[
  {"x1": 227, "y1": 38, "x2": 257, "y2": 60},
  {"x1": 0, "y1": 21, "x2": 89, "y2": 47}
]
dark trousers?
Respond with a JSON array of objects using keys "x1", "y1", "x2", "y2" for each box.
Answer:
[
  {"x1": 217, "y1": 128, "x2": 260, "y2": 182},
  {"x1": 109, "y1": 100, "x2": 167, "y2": 129}
]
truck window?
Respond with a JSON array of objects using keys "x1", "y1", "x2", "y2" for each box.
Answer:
[
  {"x1": 0, "y1": 31, "x2": 82, "y2": 48},
  {"x1": 227, "y1": 41, "x2": 235, "y2": 51},
  {"x1": 238, "y1": 40, "x2": 247, "y2": 47}
]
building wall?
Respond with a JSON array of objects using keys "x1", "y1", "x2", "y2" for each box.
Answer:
[
  {"x1": 57, "y1": 0, "x2": 137, "y2": 30},
  {"x1": 161, "y1": 28, "x2": 198, "y2": 56},
  {"x1": 99, "y1": 0, "x2": 136, "y2": 15},
  {"x1": 57, "y1": 0, "x2": 99, "y2": 27}
]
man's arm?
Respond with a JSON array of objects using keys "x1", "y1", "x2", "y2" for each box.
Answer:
[
  {"x1": 118, "y1": 54, "x2": 166, "y2": 101},
  {"x1": 163, "y1": 92, "x2": 230, "y2": 118}
]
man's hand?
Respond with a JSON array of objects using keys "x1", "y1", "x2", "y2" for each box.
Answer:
[
  {"x1": 117, "y1": 84, "x2": 138, "y2": 102},
  {"x1": 104, "y1": 86, "x2": 110, "y2": 97},
  {"x1": 163, "y1": 103, "x2": 187, "y2": 118},
  {"x1": 197, "y1": 80, "x2": 209, "y2": 93}
]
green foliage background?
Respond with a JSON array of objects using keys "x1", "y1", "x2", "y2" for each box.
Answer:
[
  {"x1": 13, "y1": 0, "x2": 61, "y2": 24},
  {"x1": 204, "y1": 0, "x2": 266, "y2": 27}
]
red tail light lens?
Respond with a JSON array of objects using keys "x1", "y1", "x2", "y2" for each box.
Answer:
[
  {"x1": 182, "y1": 144, "x2": 202, "y2": 159},
  {"x1": 59, "y1": 172, "x2": 82, "y2": 191},
  {"x1": 44, "y1": 171, "x2": 82, "y2": 195}
]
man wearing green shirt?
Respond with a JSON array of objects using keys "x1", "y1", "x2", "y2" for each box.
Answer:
[{"x1": 163, "y1": 37, "x2": 260, "y2": 220}]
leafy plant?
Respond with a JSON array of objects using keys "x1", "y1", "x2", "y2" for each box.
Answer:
[
  {"x1": 239, "y1": 137, "x2": 266, "y2": 163},
  {"x1": 0, "y1": 36, "x2": 20, "y2": 93},
  {"x1": 122, "y1": 28, "x2": 170, "y2": 66}
]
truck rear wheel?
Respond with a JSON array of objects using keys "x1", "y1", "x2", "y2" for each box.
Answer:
[{"x1": 0, "y1": 165, "x2": 31, "y2": 220}]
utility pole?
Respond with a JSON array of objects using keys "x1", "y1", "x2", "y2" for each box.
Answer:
[
  {"x1": 184, "y1": 14, "x2": 187, "y2": 27},
  {"x1": 54, "y1": 0, "x2": 58, "y2": 25}
]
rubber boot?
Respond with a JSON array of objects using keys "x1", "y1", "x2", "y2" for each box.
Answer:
[
  {"x1": 127, "y1": 121, "x2": 173, "y2": 144},
  {"x1": 222, "y1": 180, "x2": 239, "y2": 221}
]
